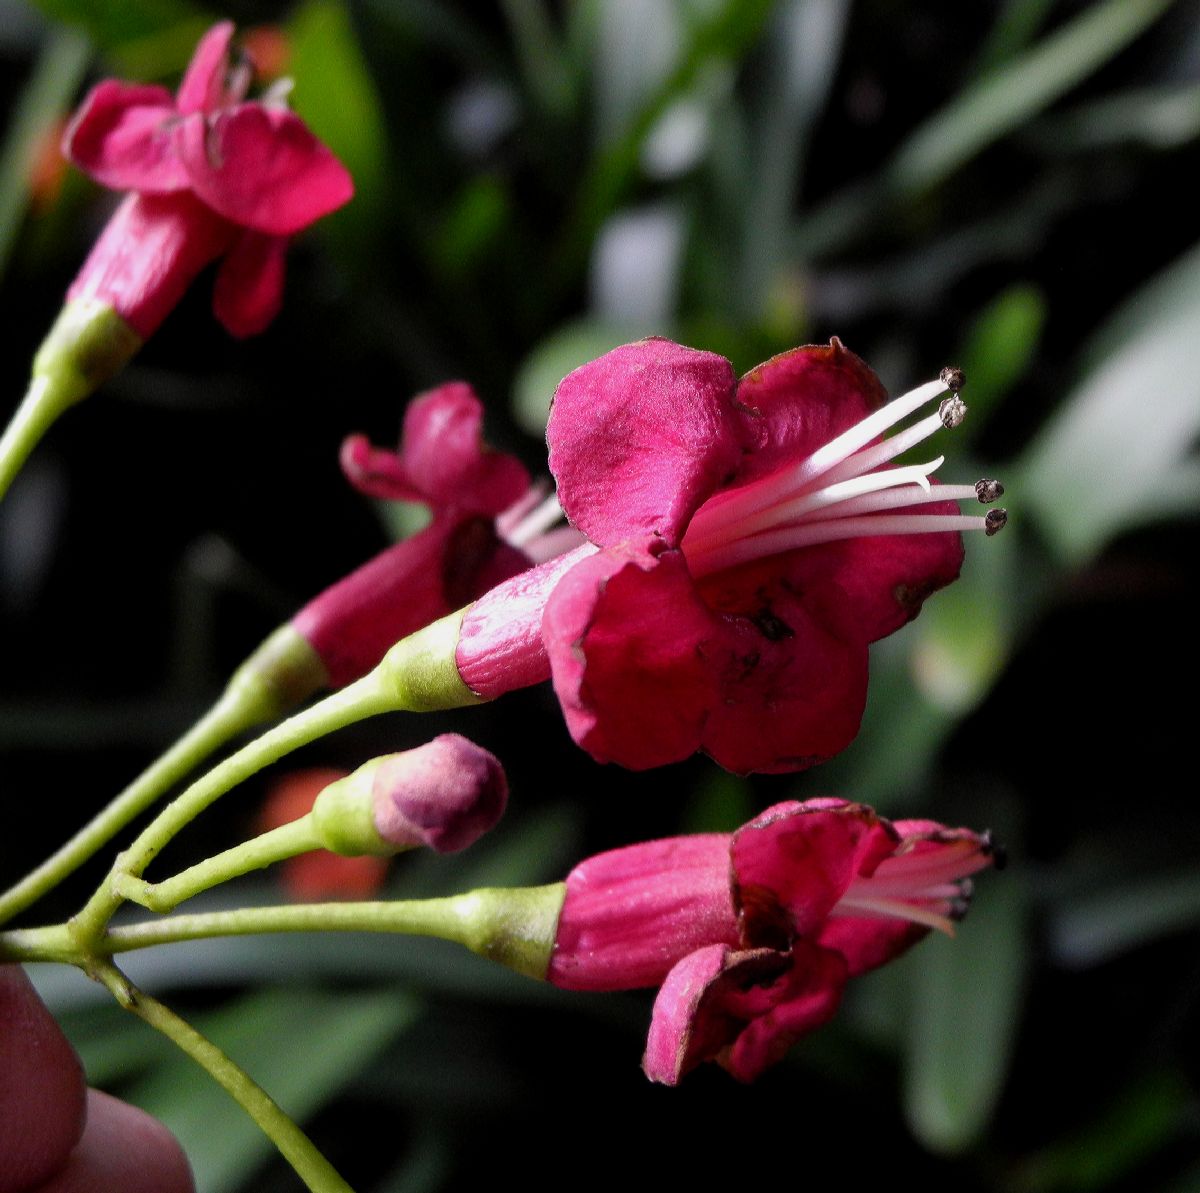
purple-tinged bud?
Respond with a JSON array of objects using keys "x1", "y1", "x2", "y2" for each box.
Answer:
[
  {"x1": 310, "y1": 734, "x2": 507, "y2": 858},
  {"x1": 371, "y1": 733, "x2": 507, "y2": 853}
]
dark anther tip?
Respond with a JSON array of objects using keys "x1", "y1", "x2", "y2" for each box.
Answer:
[
  {"x1": 939, "y1": 365, "x2": 966, "y2": 393},
  {"x1": 939, "y1": 396, "x2": 967, "y2": 428},
  {"x1": 981, "y1": 830, "x2": 1008, "y2": 870},
  {"x1": 975, "y1": 478, "x2": 1005, "y2": 503},
  {"x1": 984, "y1": 508, "x2": 1008, "y2": 536}
]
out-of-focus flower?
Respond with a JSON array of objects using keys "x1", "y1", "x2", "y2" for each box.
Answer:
[
  {"x1": 62, "y1": 20, "x2": 352, "y2": 338},
  {"x1": 455, "y1": 339, "x2": 1006, "y2": 774},
  {"x1": 543, "y1": 798, "x2": 997, "y2": 1083},
  {"x1": 287, "y1": 381, "x2": 576, "y2": 691},
  {"x1": 258, "y1": 768, "x2": 387, "y2": 900}
]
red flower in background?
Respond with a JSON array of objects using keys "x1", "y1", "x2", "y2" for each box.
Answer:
[
  {"x1": 63, "y1": 20, "x2": 352, "y2": 338},
  {"x1": 457, "y1": 338, "x2": 1005, "y2": 774}
]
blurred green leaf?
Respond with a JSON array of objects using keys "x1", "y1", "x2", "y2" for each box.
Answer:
[
  {"x1": 1017, "y1": 239, "x2": 1200, "y2": 564},
  {"x1": 1033, "y1": 84, "x2": 1200, "y2": 152},
  {"x1": 889, "y1": 0, "x2": 1174, "y2": 195},
  {"x1": 973, "y1": 0, "x2": 1056, "y2": 74},
  {"x1": 1018, "y1": 1071, "x2": 1191, "y2": 1192},
  {"x1": 127, "y1": 986, "x2": 418, "y2": 1193},
  {"x1": 434, "y1": 176, "x2": 511, "y2": 280},
  {"x1": 681, "y1": 769, "x2": 753, "y2": 834},
  {"x1": 1049, "y1": 867, "x2": 1200, "y2": 968},
  {"x1": 512, "y1": 319, "x2": 648, "y2": 434},
  {"x1": 0, "y1": 27, "x2": 90, "y2": 282},
  {"x1": 375, "y1": 1118, "x2": 453, "y2": 1193},
  {"x1": 957, "y1": 284, "x2": 1047, "y2": 432},
  {"x1": 499, "y1": 0, "x2": 572, "y2": 118},
  {"x1": 30, "y1": 0, "x2": 200, "y2": 48},
  {"x1": 289, "y1": 0, "x2": 389, "y2": 259},
  {"x1": 903, "y1": 876, "x2": 1029, "y2": 1153}
]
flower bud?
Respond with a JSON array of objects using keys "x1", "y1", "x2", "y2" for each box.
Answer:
[{"x1": 311, "y1": 734, "x2": 507, "y2": 857}]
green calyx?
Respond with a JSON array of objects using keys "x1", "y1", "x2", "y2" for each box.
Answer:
[
  {"x1": 32, "y1": 298, "x2": 142, "y2": 407},
  {"x1": 310, "y1": 764, "x2": 393, "y2": 857},
  {"x1": 450, "y1": 883, "x2": 566, "y2": 980},
  {"x1": 378, "y1": 609, "x2": 482, "y2": 712},
  {"x1": 228, "y1": 624, "x2": 331, "y2": 726}
]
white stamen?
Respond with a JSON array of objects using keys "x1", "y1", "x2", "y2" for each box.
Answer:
[
  {"x1": 690, "y1": 377, "x2": 951, "y2": 533},
  {"x1": 688, "y1": 513, "x2": 995, "y2": 578},
  {"x1": 829, "y1": 896, "x2": 958, "y2": 936},
  {"x1": 505, "y1": 491, "x2": 566, "y2": 547}
]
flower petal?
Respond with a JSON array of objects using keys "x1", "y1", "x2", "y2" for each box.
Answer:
[
  {"x1": 547, "y1": 339, "x2": 747, "y2": 547},
  {"x1": 175, "y1": 103, "x2": 354, "y2": 235},
  {"x1": 211, "y1": 230, "x2": 287, "y2": 337},
  {"x1": 402, "y1": 383, "x2": 530, "y2": 513},
  {"x1": 693, "y1": 561, "x2": 870, "y2": 775},
  {"x1": 176, "y1": 20, "x2": 235, "y2": 115},
  {"x1": 549, "y1": 834, "x2": 737, "y2": 991},
  {"x1": 777, "y1": 494, "x2": 965, "y2": 645},
  {"x1": 816, "y1": 916, "x2": 926, "y2": 979},
  {"x1": 542, "y1": 544, "x2": 722, "y2": 770},
  {"x1": 732, "y1": 338, "x2": 888, "y2": 487},
  {"x1": 731, "y1": 801, "x2": 899, "y2": 941},
  {"x1": 721, "y1": 940, "x2": 847, "y2": 1082},
  {"x1": 62, "y1": 81, "x2": 187, "y2": 192}
]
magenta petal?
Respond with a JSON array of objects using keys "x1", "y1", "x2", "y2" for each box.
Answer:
[
  {"x1": 399, "y1": 383, "x2": 531, "y2": 514},
  {"x1": 176, "y1": 20, "x2": 235, "y2": 114},
  {"x1": 543, "y1": 545, "x2": 722, "y2": 770},
  {"x1": 547, "y1": 339, "x2": 747, "y2": 547},
  {"x1": 62, "y1": 81, "x2": 187, "y2": 192},
  {"x1": 549, "y1": 835, "x2": 737, "y2": 992},
  {"x1": 817, "y1": 916, "x2": 927, "y2": 979},
  {"x1": 721, "y1": 941, "x2": 847, "y2": 1082},
  {"x1": 211, "y1": 230, "x2": 287, "y2": 337},
  {"x1": 731, "y1": 801, "x2": 900, "y2": 941},
  {"x1": 292, "y1": 521, "x2": 459, "y2": 688},
  {"x1": 175, "y1": 104, "x2": 354, "y2": 235},
  {"x1": 339, "y1": 434, "x2": 425, "y2": 503},
  {"x1": 732, "y1": 339, "x2": 888, "y2": 486}
]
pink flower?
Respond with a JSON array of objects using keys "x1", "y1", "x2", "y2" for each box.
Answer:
[
  {"x1": 546, "y1": 798, "x2": 997, "y2": 1084},
  {"x1": 62, "y1": 21, "x2": 353, "y2": 338},
  {"x1": 456, "y1": 338, "x2": 1006, "y2": 774},
  {"x1": 291, "y1": 381, "x2": 570, "y2": 689}
]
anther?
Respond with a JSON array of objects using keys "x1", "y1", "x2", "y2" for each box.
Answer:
[
  {"x1": 981, "y1": 830, "x2": 1007, "y2": 870},
  {"x1": 939, "y1": 396, "x2": 967, "y2": 428},
  {"x1": 984, "y1": 508, "x2": 1008, "y2": 536},
  {"x1": 974, "y1": 478, "x2": 1004, "y2": 503},
  {"x1": 939, "y1": 365, "x2": 966, "y2": 393}
]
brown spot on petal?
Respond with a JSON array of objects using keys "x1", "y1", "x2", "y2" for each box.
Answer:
[
  {"x1": 733, "y1": 881, "x2": 794, "y2": 951},
  {"x1": 750, "y1": 609, "x2": 795, "y2": 642}
]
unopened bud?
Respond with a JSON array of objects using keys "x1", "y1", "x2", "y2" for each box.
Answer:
[{"x1": 311, "y1": 734, "x2": 507, "y2": 857}]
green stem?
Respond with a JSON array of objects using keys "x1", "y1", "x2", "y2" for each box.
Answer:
[
  {"x1": 2, "y1": 886, "x2": 565, "y2": 980},
  {"x1": 93, "y1": 962, "x2": 353, "y2": 1193},
  {"x1": 116, "y1": 817, "x2": 323, "y2": 913},
  {"x1": 0, "y1": 690, "x2": 261, "y2": 927},
  {"x1": 70, "y1": 673, "x2": 396, "y2": 946},
  {"x1": 0, "y1": 375, "x2": 77, "y2": 502}
]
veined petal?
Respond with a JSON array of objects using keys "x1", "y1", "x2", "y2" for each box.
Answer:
[
  {"x1": 400, "y1": 383, "x2": 530, "y2": 514},
  {"x1": 176, "y1": 20, "x2": 236, "y2": 114},
  {"x1": 211, "y1": 230, "x2": 287, "y2": 337},
  {"x1": 62, "y1": 81, "x2": 187, "y2": 192},
  {"x1": 548, "y1": 339, "x2": 747, "y2": 547},
  {"x1": 175, "y1": 103, "x2": 354, "y2": 235},
  {"x1": 542, "y1": 544, "x2": 722, "y2": 770},
  {"x1": 731, "y1": 801, "x2": 899, "y2": 941},
  {"x1": 731, "y1": 339, "x2": 887, "y2": 488}
]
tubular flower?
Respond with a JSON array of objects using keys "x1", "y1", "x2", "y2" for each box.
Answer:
[
  {"x1": 63, "y1": 20, "x2": 353, "y2": 338},
  {"x1": 290, "y1": 381, "x2": 569, "y2": 690},
  {"x1": 456, "y1": 338, "x2": 1006, "y2": 774},
  {"x1": 544, "y1": 798, "x2": 997, "y2": 1084}
]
